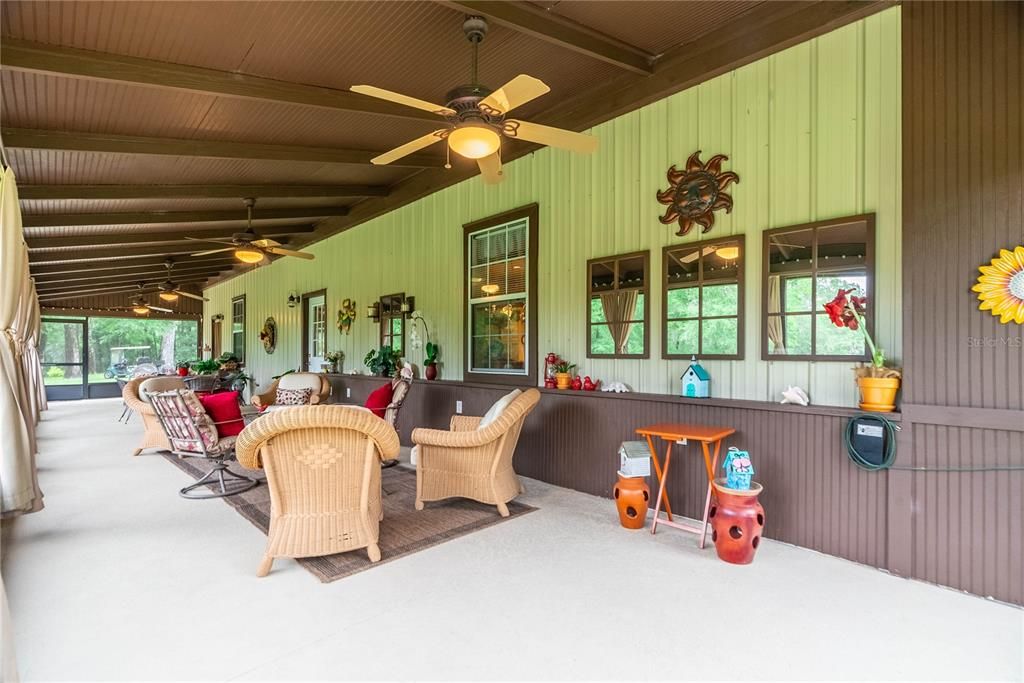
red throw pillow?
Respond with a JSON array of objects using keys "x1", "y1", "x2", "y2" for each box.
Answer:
[
  {"x1": 199, "y1": 391, "x2": 245, "y2": 437},
  {"x1": 364, "y1": 382, "x2": 393, "y2": 418}
]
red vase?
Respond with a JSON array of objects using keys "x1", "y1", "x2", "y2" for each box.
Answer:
[
  {"x1": 709, "y1": 479, "x2": 765, "y2": 564},
  {"x1": 613, "y1": 474, "x2": 649, "y2": 529},
  {"x1": 177, "y1": 367, "x2": 189, "y2": 377},
  {"x1": 425, "y1": 363, "x2": 438, "y2": 381}
]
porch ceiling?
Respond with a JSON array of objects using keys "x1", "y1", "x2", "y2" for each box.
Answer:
[{"x1": 1, "y1": 0, "x2": 891, "y2": 308}]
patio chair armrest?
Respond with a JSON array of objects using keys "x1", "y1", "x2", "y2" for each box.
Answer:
[
  {"x1": 122, "y1": 385, "x2": 153, "y2": 415},
  {"x1": 251, "y1": 389, "x2": 275, "y2": 408},
  {"x1": 450, "y1": 415, "x2": 483, "y2": 432},
  {"x1": 412, "y1": 425, "x2": 494, "y2": 449},
  {"x1": 309, "y1": 394, "x2": 323, "y2": 405}
]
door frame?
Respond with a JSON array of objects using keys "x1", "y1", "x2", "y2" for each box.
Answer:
[
  {"x1": 300, "y1": 289, "x2": 327, "y2": 372},
  {"x1": 40, "y1": 316, "x2": 88, "y2": 400}
]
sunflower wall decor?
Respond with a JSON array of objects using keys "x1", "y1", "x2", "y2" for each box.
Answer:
[
  {"x1": 259, "y1": 317, "x2": 277, "y2": 354},
  {"x1": 337, "y1": 298, "x2": 357, "y2": 334},
  {"x1": 657, "y1": 151, "x2": 739, "y2": 236},
  {"x1": 972, "y1": 246, "x2": 1024, "y2": 324}
]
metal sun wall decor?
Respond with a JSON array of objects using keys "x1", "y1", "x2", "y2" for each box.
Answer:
[
  {"x1": 337, "y1": 298, "x2": 357, "y2": 334},
  {"x1": 972, "y1": 246, "x2": 1024, "y2": 324},
  {"x1": 657, "y1": 151, "x2": 739, "y2": 236},
  {"x1": 260, "y1": 317, "x2": 277, "y2": 354}
]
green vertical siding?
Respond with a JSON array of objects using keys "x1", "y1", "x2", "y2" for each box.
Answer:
[{"x1": 205, "y1": 8, "x2": 901, "y2": 407}]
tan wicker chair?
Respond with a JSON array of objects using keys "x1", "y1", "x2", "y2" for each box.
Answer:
[
  {"x1": 412, "y1": 388, "x2": 540, "y2": 517},
  {"x1": 122, "y1": 376, "x2": 186, "y2": 456},
  {"x1": 235, "y1": 405, "x2": 401, "y2": 576},
  {"x1": 251, "y1": 373, "x2": 331, "y2": 410}
]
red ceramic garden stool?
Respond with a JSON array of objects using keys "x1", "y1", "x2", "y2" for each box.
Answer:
[
  {"x1": 613, "y1": 474, "x2": 650, "y2": 530},
  {"x1": 709, "y1": 479, "x2": 765, "y2": 564}
]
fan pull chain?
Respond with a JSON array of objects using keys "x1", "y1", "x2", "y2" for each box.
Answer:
[{"x1": 445, "y1": 144, "x2": 452, "y2": 170}]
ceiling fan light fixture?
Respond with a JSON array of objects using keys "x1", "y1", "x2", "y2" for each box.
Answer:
[
  {"x1": 481, "y1": 283, "x2": 500, "y2": 295},
  {"x1": 158, "y1": 291, "x2": 179, "y2": 302},
  {"x1": 716, "y1": 246, "x2": 740, "y2": 261},
  {"x1": 448, "y1": 123, "x2": 500, "y2": 160},
  {"x1": 235, "y1": 247, "x2": 264, "y2": 264},
  {"x1": 132, "y1": 305, "x2": 150, "y2": 315}
]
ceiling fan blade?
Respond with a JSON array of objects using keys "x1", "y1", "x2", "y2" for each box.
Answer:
[
  {"x1": 351, "y1": 85, "x2": 455, "y2": 117},
  {"x1": 251, "y1": 238, "x2": 281, "y2": 248},
  {"x1": 371, "y1": 130, "x2": 448, "y2": 166},
  {"x1": 477, "y1": 153, "x2": 503, "y2": 185},
  {"x1": 680, "y1": 246, "x2": 717, "y2": 264},
  {"x1": 479, "y1": 75, "x2": 550, "y2": 115},
  {"x1": 174, "y1": 290, "x2": 209, "y2": 302},
  {"x1": 505, "y1": 120, "x2": 599, "y2": 154},
  {"x1": 145, "y1": 304, "x2": 174, "y2": 313},
  {"x1": 190, "y1": 247, "x2": 235, "y2": 256},
  {"x1": 264, "y1": 246, "x2": 315, "y2": 260},
  {"x1": 184, "y1": 236, "x2": 236, "y2": 245}
]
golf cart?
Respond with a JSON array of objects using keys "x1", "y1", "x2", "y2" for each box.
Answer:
[{"x1": 103, "y1": 346, "x2": 152, "y2": 379}]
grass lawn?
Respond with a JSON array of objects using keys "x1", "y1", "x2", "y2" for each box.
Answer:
[{"x1": 44, "y1": 372, "x2": 117, "y2": 386}]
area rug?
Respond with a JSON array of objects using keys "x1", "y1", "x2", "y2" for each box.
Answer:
[{"x1": 161, "y1": 454, "x2": 536, "y2": 582}]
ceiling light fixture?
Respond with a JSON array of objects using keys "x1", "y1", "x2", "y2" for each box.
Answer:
[
  {"x1": 448, "y1": 123, "x2": 501, "y2": 160},
  {"x1": 716, "y1": 246, "x2": 740, "y2": 261},
  {"x1": 158, "y1": 291, "x2": 179, "y2": 302},
  {"x1": 235, "y1": 247, "x2": 264, "y2": 264},
  {"x1": 132, "y1": 305, "x2": 150, "y2": 315}
]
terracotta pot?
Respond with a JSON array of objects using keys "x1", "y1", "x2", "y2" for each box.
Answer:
[
  {"x1": 176, "y1": 367, "x2": 189, "y2": 377},
  {"x1": 555, "y1": 372, "x2": 571, "y2": 390},
  {"x1": 710, "y1": 479, "x2": 764, "y2": 564},
  {"x1": 425, "y1": 363, "x2": 438, "y2": 381},
  {"x1": 613, "y1": 474, "x2": 649, "y2": 529},
  {"x1": 857, "y1": 376, "x2": 900, "y2": 412}
]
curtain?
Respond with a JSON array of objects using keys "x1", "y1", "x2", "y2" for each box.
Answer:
[
  {"x1": 600, "y1": 290, "x2": 639, "y2": 354},
  {"x1": 766, "y1": 275, "x2": 786, "y2": 354},
  {"x1": 0, "y1": 167, "x2": 43, "y2": 516},
  {"x1": 27, "y1": 280, "x2": 46, "y2": 415}
]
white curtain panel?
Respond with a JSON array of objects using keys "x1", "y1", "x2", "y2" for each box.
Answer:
[
  {"x1": 13, "y1": 251, "x2": 37, "y2": 451},
  {"x1": 0, "y1": 167, "x2": 42, "y2": 516},
  {"x1": 27, "y1": 281, "x2": 46, "y2": 416}
]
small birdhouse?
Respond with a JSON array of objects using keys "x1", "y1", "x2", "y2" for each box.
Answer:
[
  {"x1": 681, "y1": 356, "x2": 710, "y2": 398},
  {"x1": 723, "y1": 447, "x2": 754, "y2": 490}
]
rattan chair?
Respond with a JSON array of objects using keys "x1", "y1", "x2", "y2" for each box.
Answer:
[
  {"x1": 411, "y1": 388, "x2": 540, "y2": 517},
  {"x1": 235, "y1": 405, "x2": 401, "y2": 576},
  {"x1": 122, "y1": 376, "x2": 186, "y2": 455},
  {"x1": 251, "y1": 372, "x2": 331, "y2": 410}
]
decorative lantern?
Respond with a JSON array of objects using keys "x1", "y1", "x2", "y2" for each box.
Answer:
[{"x1": 544, "y1": 352, "x2": 560, "y2": 389}]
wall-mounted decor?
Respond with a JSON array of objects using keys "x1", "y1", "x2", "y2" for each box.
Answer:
[
  {"x1": 337, "y1": 298, "x2": 357, "y2": 334},
  {"x1": 972, "y1": 246, "x2": 1024, "y2": 324},
  {"x1": 259, "y1": 317, "x2": 277, "y2": 354},
  {"x1": 657, "y1": 151, "x2": 739, "y2": 236},
  {"x1": 680, "y1": 355, "x2": 710, "y2": 398}
]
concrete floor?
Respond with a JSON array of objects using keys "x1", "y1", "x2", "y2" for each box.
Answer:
[{"x1": 2, "y1": 399, "x2": 1021, "y2": 682}]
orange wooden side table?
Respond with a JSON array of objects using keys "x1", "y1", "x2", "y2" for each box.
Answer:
[{"x1": 635, "y1": 422, "x2": 736, "y2": 549}]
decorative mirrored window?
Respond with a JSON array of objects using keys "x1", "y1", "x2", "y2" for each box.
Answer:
[
  {"x1": 587, "y1": 252, "x2": 648, "y2": 358},
  {"x1": 663, "y1": 238, "x2": 744, "y2": 359},
  {"x1": 464, "y1": 205, "x2": 537, "y2": 385},
  {"x1": 379, "y1": 293, "x2": 406, "y2": 356},
  {"x1": 762, "y1": 214, "x2": 874, "y2": 360},
  {"x1": 230, "y1": 295, "x2": 245, "y2": 363}
]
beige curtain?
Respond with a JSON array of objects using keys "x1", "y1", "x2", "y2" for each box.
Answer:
[
  {"x1": 1, "y1": 167, "x2": 43, "y2": 516},
  {"x1": 27, "y1": 280, "x2": 46, "y2": 415},
  {"x1": 767, "y1": 275, "x2": 786, "y2": 354},
  {"x1": 600, "y1": 290, "x2": 639, "y2": 354}
]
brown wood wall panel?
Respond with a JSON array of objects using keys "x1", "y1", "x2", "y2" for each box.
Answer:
[
  {"x1": 328, "y1": 376, "x2": 889, "y2": 570},
  {"x1": 902, "y1": 1, "x2": 1024, "y2": 605}
]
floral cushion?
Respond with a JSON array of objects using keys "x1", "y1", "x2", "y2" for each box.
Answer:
[
  {"x1": 151, "y1": 389, "x2": 225, "y2": 456},
  {"x1": 275, "y1": 387, "x2": 314, "y2": 406}
]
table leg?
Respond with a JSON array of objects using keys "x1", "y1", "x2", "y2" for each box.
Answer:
[
  {"x1": 645, "y1": 435, "x2": 673, "y2": 521},
  {"x1": 698, "y1": 439, "x2": 723, "y2": 550},
  {"x1": 650, "y1": 449, "x2": 673, "y2": 535}
]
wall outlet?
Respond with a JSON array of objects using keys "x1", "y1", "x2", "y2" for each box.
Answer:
[
  {"x1": 456, "y1": 400, "x2": 463, "y2": 414},
  {"x1": 346, "y1": 388, "x2": 351, "y2": 398}
]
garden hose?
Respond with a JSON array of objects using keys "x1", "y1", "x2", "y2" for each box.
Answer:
[{"x1": 844, "y1": 414, "x2": 898, "y2": 471}]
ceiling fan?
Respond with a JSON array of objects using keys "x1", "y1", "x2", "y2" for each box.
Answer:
[
  {"x1": 156, "y1": 259, "x2": 209, "y2": 303},
  {"x1": 187, "y1": 198, "x2": 316, "y2": 263},
  {"x1": 109, "y1": 287, "x2": 174, "y2": 316},
  {"x1": 350, "y1": 15, "x2": 599, "y2": 184}
]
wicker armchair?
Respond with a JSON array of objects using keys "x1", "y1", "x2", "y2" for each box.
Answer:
[
  {"x1": 235, "y1": 405, "x2": 401, "y2": 576},
  {"x1": 412, "y1": 388, "x2": 540, "y2": 517},
  {"x1": 251, "y1": 373, "x2": 331, "y2": 410},
  {"x1": 122, "y1": 376, "x2": 186, "y2": 456}
]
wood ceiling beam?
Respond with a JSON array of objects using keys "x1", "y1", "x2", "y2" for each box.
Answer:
[
  {"x1": 207, "y1": 1, "x2": 892, "y2": 290},
  {"x1": 439, "y1": 1, "x2": 653, "y2": 74},
  {"x1": 18, "y1": 184, "x2": 390, "y2": 200},
  {"x1": 30, "y1": 244, "x2": 255, "y2": 263},
  {"x1": 2, "y1": 128, "x2": 444, "y2": 168},
  {"x1": 1, "y1": 39, "x2": 437, "y2": 122},
  {"x1": 23, "y1": 208, "x2": 346, "y2": 229},
  {"x1": 34, "y1": 265, "x2": 228, "y2": 285},
  {"x1": 25, "y1": 227, "x2": 313, "y2": 249},
  {"x1": 30, "y1": 255, "x2": 235, "y2": 276},
  {"x1": 36, "y1": 276, "x2": 208, "y2": 295}
]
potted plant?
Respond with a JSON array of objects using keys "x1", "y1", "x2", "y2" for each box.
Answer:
[
  {"x1": 424, "y1": 342, "x2": 439, "y2": 380},
  {"x1": 191, "y1": 358, "x2": 221, "y2": 375},
  {"x1": 823, "y1": 288, "x2": 901, "y2": 411},
  {"x1": 552, "y1": 361, "x2": 576, "y2": 390},
  {"x1": 175, "y1": 359, "x2": 191, "y2": 377},
  {"x1": 363, "y1": 345, "x2": 400, "y2": 378},
  {"x1": 324, "y1": 350, "x2": 344, "y2": 374}
]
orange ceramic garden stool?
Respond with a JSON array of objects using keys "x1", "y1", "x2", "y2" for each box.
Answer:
[
  {"x1": 613, "y1": 474, "x2": 650, "y2": 529},
  {"x1": 709, "y1": 479, "x2": 765, "y2": 564}
]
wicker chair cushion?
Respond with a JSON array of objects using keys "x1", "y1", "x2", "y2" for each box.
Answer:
[
  {"x1": 478, "y1": 389, "x2": 522, "y2": 429},
  {"x1": 278, "y1": 373, "x2": 324, "y2": 393},
  {"x1": 364, "y1": 383, "x2": 393, "y2": 418},
  {"x1": 138, "y1": 376, "x2": 186, "y2": 403},
  {"x1": 275, "y1": 387, "x2": 314, "y2": 405}
]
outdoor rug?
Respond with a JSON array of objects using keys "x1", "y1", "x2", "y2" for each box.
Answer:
[{"x1": 161, "y1": 454, "x2": 536, "y2": 582}]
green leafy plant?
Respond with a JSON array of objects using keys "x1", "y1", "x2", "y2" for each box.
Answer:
[
  {"x1": 191, "y1": 359, "x2": 221, "y2": 375},
  {"x1": 364, "y1": 345, "x2": 400, "y2": 377},
  {"x1": 175, "y1": 359, "x2": 191, "y2": 369},
  {"x1": 325, "y1": 350, "x2": 345, "y2": 364},
  {"x1": 46, "y1": 366, "x2": 65, "y2": 379},
  {"x1": 553, "y1": 361, "x2": 576, "y2": 374},
  {"x1": 425, "y1": 342, "x2": 439, "y2": 365}
]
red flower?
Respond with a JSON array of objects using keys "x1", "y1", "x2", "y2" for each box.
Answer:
[{"x1": 824, "y1": 289, "x2": 854, "y2": 328}]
